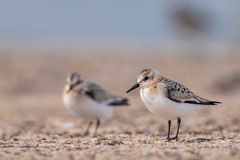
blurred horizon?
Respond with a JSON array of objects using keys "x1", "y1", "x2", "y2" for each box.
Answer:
[{"x1": 0, "y1": 0, "x2": 240, "y2": 54}]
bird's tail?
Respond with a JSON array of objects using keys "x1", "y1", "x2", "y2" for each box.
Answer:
[
  {"x1": 107, "y1": 97, "x2": 129, "y2": 106},
  {"x1": 205, "y1": 101, "x2": 222, "y2": 105}
]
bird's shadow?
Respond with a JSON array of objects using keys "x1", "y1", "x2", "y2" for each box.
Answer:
[{"x1": 185, "y1": 138, "x2": 212, "y2": 143}]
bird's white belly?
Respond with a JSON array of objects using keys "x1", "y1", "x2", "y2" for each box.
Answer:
[
  {"x1": 140, "y1": 89, "x2": 202, "y2": 120},
  {"x1": 63, "y1": 94, "x2": 113, "y2": 119}
]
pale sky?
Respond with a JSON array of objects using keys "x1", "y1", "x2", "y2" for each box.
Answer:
[{"x1": 0, "y1": 0, "x2": 239, "y2": 44}]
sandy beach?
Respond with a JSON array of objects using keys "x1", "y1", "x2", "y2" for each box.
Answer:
[{"x1": 0, "y1": 53, "x2": 239, "y2": 160}]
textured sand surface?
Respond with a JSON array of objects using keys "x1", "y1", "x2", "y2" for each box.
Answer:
[{"x1": 0, "y1": 53, "x2": 239, "y2": 160}]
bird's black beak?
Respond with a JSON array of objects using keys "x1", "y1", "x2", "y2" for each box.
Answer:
[{"x1": 126, "y1": 83, "x2": 139, "y2": 93}]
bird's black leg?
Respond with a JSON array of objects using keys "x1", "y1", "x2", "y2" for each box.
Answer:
[
  {"x1": 93, "y1": 118, "x2": 100, "y2": 137},
  {"x1": 167, "y1": 120, "x2": 171, "y2": 140},
  {"x1": 83, "y1": 121, "x2": 93, "y2": 136},
  {"x1": 175, "y1": 118, "x2": 181, "y2": 140},
  {"x1": 167, "y1": 118, "x2": 181, "y2": 141}
]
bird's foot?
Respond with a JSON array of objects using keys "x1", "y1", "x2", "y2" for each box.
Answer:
[
  {"x1": 83, "y1": 131, "x2": 89, "y2": 136},
  {"x1": 167, "y1": 137, "x2": 178, "y2": 141},
  {"x1": 93, "y1": 133, "x2": 98, "y2": 137}
]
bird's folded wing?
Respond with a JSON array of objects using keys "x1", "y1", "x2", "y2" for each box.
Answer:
[
  {"x1": 84, "y1": 82, "x2": 128, "y2": 106},
  {"x1": 163, "y1": 78, "x2": 221, "y2": 105}
]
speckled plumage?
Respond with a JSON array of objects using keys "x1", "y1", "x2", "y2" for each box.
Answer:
[{"x1": 162, "y1": 78, "x2": 220, "y2": 105}]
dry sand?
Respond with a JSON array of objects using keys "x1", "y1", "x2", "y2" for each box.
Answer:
[{"x1": 0, "y1": 53, "x2": 239, "y2": 160}]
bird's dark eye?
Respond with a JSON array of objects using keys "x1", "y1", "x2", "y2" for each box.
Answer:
[{"x1": 144, "y1": 76, "x2": 149, "y2": 81}]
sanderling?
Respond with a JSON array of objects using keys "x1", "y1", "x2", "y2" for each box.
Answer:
[
  {"x1": 63, "y1": 73, "x2": 128, "y2": 136},
  {"x1": 126, "y1": 69, "x2": 221, "y2": 141}
]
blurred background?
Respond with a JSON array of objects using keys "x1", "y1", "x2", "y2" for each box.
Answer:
[
  {"x1": 0, "y1": 0, "x2": 240, "y2": 54},
  {"x1": 0, "y1": 1, "x2": 240, "y2": 159}
]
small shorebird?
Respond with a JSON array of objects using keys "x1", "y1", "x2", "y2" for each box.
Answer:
[
  {"x1": 63, "y1": 73, "x2": 128, "y2": 136},
  {"x1": 126, "y1": 69, "x2": 221, "y2": 141}
]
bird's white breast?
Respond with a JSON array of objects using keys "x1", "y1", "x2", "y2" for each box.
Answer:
[
  {"x1": 140, "y1": 88, "x2": 202, "y2": 120},
  {"x1": 63, "y1": 93, "x2": 113, "y2": 119}
]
